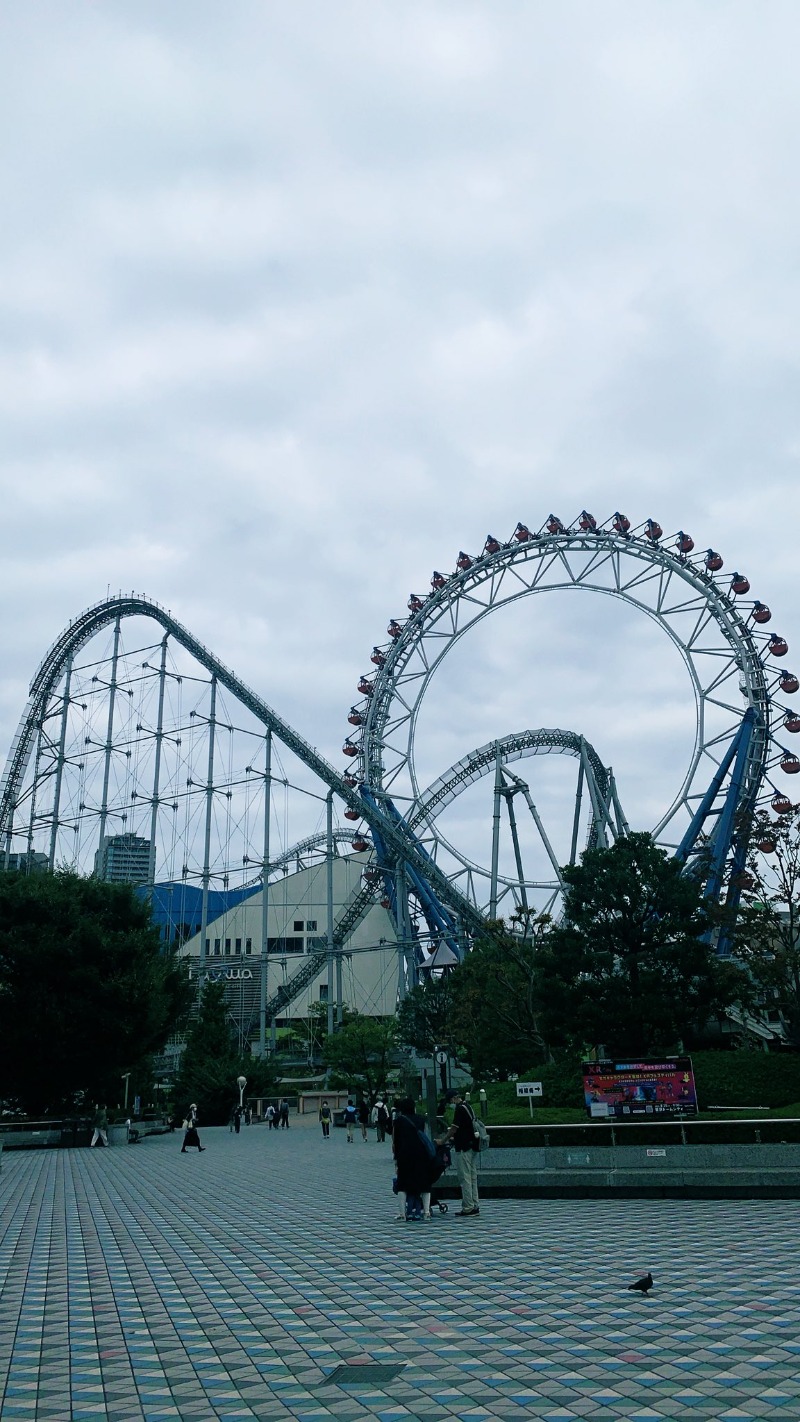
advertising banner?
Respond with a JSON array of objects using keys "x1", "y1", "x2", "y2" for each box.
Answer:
[{"x1": 581, "y1": 1057, "x2": 698, "y2": 1119}]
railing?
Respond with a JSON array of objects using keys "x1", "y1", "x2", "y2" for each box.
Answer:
[{"x1": 486, "y1": 1118, "x2": 800, "y2": 1148}]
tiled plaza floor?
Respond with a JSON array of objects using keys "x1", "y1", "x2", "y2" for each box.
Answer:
[{"x1": 2, "y1": 1119, "x2": 800, "y2": 1421}]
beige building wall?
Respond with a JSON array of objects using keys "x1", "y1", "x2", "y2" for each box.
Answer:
[{"x1": 178, "y1": 853, "x2": 399, "y2": 1019}]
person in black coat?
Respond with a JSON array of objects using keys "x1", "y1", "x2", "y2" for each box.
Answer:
[{"x1": 392, "y1": 1097, "x2": 436, "y2": 1221}]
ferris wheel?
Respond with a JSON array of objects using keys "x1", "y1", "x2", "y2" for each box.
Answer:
[{"x1": 342, "y1": 511, "x2": 797, "y2": 941}]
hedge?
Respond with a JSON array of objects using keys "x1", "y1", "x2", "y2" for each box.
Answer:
[{"x1": 515, "y1": 1050, "x2": 800, "y2": 1111}]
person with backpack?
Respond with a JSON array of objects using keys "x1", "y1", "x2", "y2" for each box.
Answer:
[
  {"x1": 445, "y1": 1088, "x2": 480, "y2": 1217},
  {"x1": 374, "y1": 1098, "x2": 390, "y2": 1143},
  {"x1": 343, "y1": 1099, "x2": 358, "y2": 1142},
  {"x1": 279, "y1": 1098, "x2": 290, "y2": 1129},
  {"x1": 319, "y1": 1099, "x2": 332, "y2": 1140}
]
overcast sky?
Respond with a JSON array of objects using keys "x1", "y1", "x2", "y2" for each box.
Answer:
[{"x1": 2, "y1": 2, "x2": 799, "y2": 866}]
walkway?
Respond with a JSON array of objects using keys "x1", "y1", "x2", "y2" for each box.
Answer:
[{"x1": 1, "y1": 1116, "x2": 798, "y2": 1420}]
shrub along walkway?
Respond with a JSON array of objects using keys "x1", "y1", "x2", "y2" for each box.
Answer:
[{"x1": 1, "y1": 1118, "x2": 799, "y2": 1419}]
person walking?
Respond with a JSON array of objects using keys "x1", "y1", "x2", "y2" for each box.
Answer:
[
  {"x1": 445, "y1": 1088, "x2": 479, "y2": 1217},
  {"x1": 265, "y1": 1103, "x2": 276, "y2": 1129},
  {"x1": 279, "y1": 1098, "x2": 290, "y2": 1129},
  {"x1": 181, "y1": 1104, "x2": 205, "y2": 1153},
  {"x1": 90, "y1": 1104, "x2": 108, "y2": 1147},
  {"x1": 234, "y1": 1105, "x2": 242, "y2": 1134},
  {"x1": 319, "y1": 1099, "x2": 332, "y2": 1140},
  {"x1": 344, "y1": 1098, "x2": 357, "y2": 1143},
  {"x1": 374, "y1": 1098, "x2": 390, "y2": 1143},
  {"x1": 357, "y1": 1097, "x2": 370, "y2": 1141}
]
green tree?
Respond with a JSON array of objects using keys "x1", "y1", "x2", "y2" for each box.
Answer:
[
  {"x1": 174, "y1": 979, "x2": 279, "y2": 1124},
  {"x1": 322, "y1": 1014, "x2": 397, "y2": 1102},
  {"x1": 395, "y1": 974, "x2": 454, "y2": 1056},
  {"x1": 447, "y1": 922, "x2": 549, "y2": 1079},
  {"x1": 0, "y1": 870, "x2": 190, "y2": 1114},
  {"x1": 730, "y1": 807, "x2": 800, "y2": 1042},
  {"x1": 534, "y1": 833, "x2": 740, "y2": 1055}
]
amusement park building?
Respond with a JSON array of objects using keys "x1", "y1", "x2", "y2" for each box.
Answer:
[{"x1": 176, "y1": 852, "x2": 399, "y2": 1027}]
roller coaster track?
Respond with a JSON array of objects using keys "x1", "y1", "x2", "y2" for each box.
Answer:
[{"x1": 0, "y1": 594, "x2": 485, "y2": 942}]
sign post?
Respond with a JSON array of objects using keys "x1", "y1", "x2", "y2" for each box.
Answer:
[{"x1": 515, "y1": 1081, "x2": 543, "y2": 1118}]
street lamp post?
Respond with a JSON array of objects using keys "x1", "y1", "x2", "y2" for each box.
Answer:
[
  {"x1": 121, "y1": 1073, "x2": 131, "y2": 1110},
  {"x1": 237, "y1": 1074, "x2": 247, "y2": 1110}
]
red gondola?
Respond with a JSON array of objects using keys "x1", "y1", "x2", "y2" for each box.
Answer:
[
  {"x1": 484, "y1": 535, "x2": 502, "y2": 554},
  {"x1": 758, "y1": 837, "x2": 777, "y2": 854},
  {"x1": 731, "y1": 573, "x2": 750, "y2": 595},
  {"x1": 456, "y1": 551, "x2": 473, "y2": 571},
  {"x1": 387, "y1": 619, "x2": 403, "y2": 639},
  {"x1": 772, "y1": 793, "x2": 793, "y2": 814},
  {"x1": 752, "y1": 602, "x2": 771, "y2": 624},
  {"x1": 779, "y1": 672, "x2": 800, "y2": 694},
  {"x1": 769, "y1": 635, "x2": 789, "y2": 657},
  {"x1": 613, "y1": 512, "x2": 631, "y2": 534},
  {"x1": 370, "y1": 647, "x2": 386, "y2": 666},
  {"x1": 344, "y1": 808, "x2": 359, "y2": 821},
  {"x1": 357, "y1": 677, "x2": 374, "y2": 696},
  {"x1": 343, "y1": 774, "x2": 358, "y2": 787},
  {"x1": 578, "y1": 510, "x2": 597, "y2": 532},
  {"x1": 676, "y1": 531, "x2": 694, "y2": 554},
  {"x1": 514, "y1": 523, "x2": 532, "y2": 542},
  {"x1": 407, "y1": 594, "x2": 424, "y2": 613},
  {"x1": 363, "y1": 868, "x2": 380, "y2": 885},
  {"x1": 342, "y1": 741, "x2": 358, "y2": 758},
  {"x1": 644, "y1": 519, "x2": 662, "y2": 542},
  {"x1": 784, "y1": 713, "x2": 800, "y2": 733},
  {"x1": 431, "y1": 570, "x2": 447, "y2": 590},
  {"x1": 546, "y1": 515, "x2": 565, "y2": 535},
  {"x1": 380, "y1": 897, "x2": 391, "y2": 909},
  {"x1": 732, "y1": 871, "x2": 755, "y2": 891},
  {"x1": 705, "y1": 550, "x2": 723, "y2": 571},
  {"x1": 351, "y1": 837, "x2": 369, "y2": 852},
  {"x1": 782, "y1": 754, "x2": 800, "y2": 775},
  {"x1": 348, "y1": 708, "x2": 365, "y2": 726}
]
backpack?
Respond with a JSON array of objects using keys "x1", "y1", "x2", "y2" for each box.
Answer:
[{"x1": 472, "y1": 1114, "x2": 490, "y2": 1151}]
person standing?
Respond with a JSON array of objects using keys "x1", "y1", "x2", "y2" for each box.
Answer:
[
  {"x1": 279, "y1": 1098, "x2": 290, "y2": 1129},
  {"x1": 234, "y1": 1105, "x2": 242, "y2": 1134},
  {"x1": 357, "y1": 1097, "x2": 370, "y2": 1141},
  {"x1": 319, "y1": 1099, "x2": 332, "y2": 1140},
  {"x1": 90, "y1": 1104, "x2": 108, "y2": 1147},
  {"x1": 344, "y1": 1098, "x2": 357, "y2": 1143},
  {"x1": 446, "y1": 1088, "x2": 480, "y2": 1217},
  {"x1": 181, "y1": 1104, "x2": 205, "y2": 1153},
  {"x1": 266, "y1": 1103, "x2": 276, "y2": 1129},
  {"x1": 392, "y1": 1097, "x2": 435, "y2": 1220}
]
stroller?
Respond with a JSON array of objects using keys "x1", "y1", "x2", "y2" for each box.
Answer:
[{"x1": 429, "y1": 1142, "x2": 452, "y2": 1215}]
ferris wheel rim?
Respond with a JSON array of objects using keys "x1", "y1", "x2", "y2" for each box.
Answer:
[{"x1": 351, "y1": 518, "x2": 778, "y2": 866}]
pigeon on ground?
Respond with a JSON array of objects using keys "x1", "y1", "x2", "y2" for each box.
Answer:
[{"x1": 628, "y1": 1272, "x2": 653, "y2": 1294}]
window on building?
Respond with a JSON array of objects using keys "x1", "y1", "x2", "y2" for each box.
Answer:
[
  {"x1": 214, "y1": 939, "x2": 221, "y2": 955},
  {"x1": 319, "y1": 984, "x2": 328, "y2": 1001},
  {"x1": 204, "y1": 938, "x2": 210, "y2": 953},
  {"x1": 306, "y1": 920, "x2": 317, "y2": 932},
  {"x1": 293, "y1": 920, "x2": 303, "y2": 932},
  {"x1": 225, "y1": 938, "x2": 231, "y2": 954},
  {"x1": 235, "y1": 938, "x2": 242, "y2": 954},
  {"x1": 245, "y1": 938, "x2": 252, "y2": 954}
]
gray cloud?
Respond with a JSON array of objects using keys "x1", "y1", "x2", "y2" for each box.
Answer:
[{"x1": 2, "y1": 1, "x2": 799, "y2": 874}]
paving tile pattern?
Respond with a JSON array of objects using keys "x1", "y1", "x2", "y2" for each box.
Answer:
[{"x1": 2, "y1": 1121, "x2": 800, "y2": 1419}]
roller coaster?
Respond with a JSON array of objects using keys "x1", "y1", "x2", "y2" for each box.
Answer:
[{"x1": 1, "y1": 510, "x2": 795, "y2": 1048}]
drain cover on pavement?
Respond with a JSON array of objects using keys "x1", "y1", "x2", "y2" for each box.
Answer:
[{"x1": 326, "y1": 1362, "x2": 406, "y2": 1384}]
